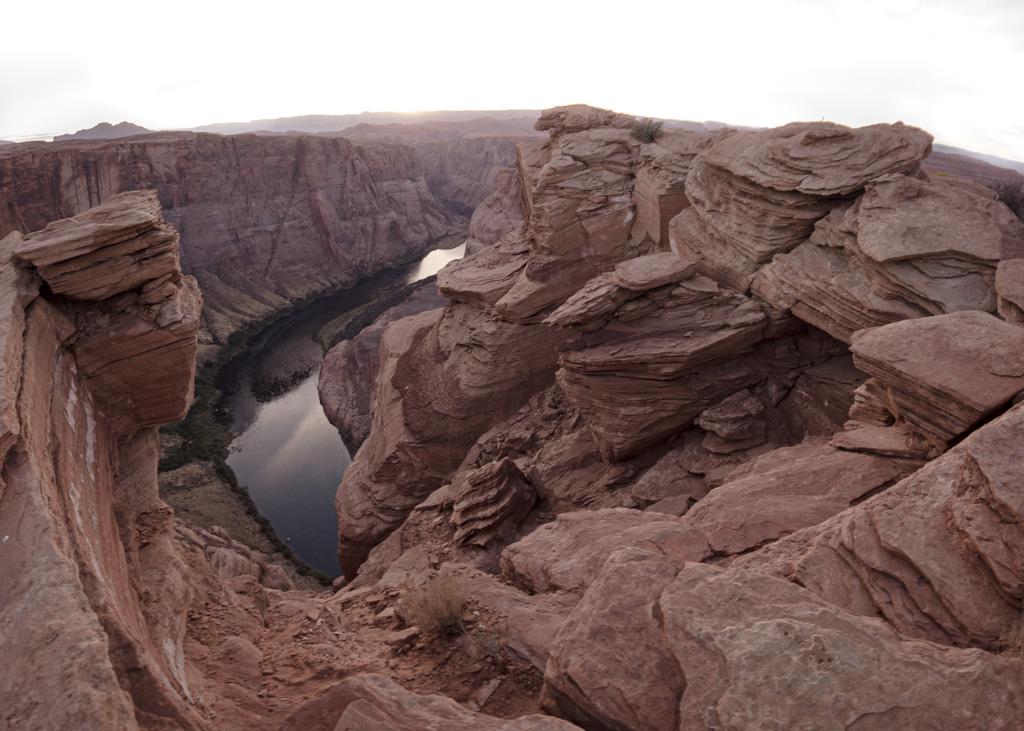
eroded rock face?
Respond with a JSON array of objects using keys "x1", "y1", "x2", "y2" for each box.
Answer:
[
  {"x1": 335, "y1": 303, "x2": 562, "y2": 576},
  {"x1": 753, "y1": 174, "x2": 1024, "y2": 342},
  {"x1": 0, "y1": 133, "x2": 454, "y2": 349},
  {"x1": 673, "y1": 122, "x2": 934, "y2": 292},
  {"x1": 281, "y1": 673, "x2": 581, "y2": 731},
  {"x1": 465, "y1": 163, "x2": 525, "y2": 255},
  {"x1": 0, "y1": 191, "x2": 204, "y2": 729},
  {"x1": 319, "y1": 283, "x2": 447, "y2": 448},
  {"x1": 543, "y1": 552, "x2": 1024, "y2": 730}
]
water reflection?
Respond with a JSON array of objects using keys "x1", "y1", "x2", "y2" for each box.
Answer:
[
  {"x1": 405, "y1": 243, "x2": 466, "y2": 284},
  {"x1": 223, "y1": 243, "x2": 466, "y2": 575}
]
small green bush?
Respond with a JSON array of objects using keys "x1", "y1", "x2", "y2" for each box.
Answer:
[{"x1": 631, "y1": 118, "x2": 664, "y2": 144}]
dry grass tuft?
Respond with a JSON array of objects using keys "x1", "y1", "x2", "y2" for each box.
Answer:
[
  {"x1": 1000, "y1": 612, "x2": 1024, "y2": 659},
  {"x1": 404, "y1": 576, "x2": 469, "y2": 637},
  {"x1": 631, "y1": 118, "x2": 664, "y2": 144}
]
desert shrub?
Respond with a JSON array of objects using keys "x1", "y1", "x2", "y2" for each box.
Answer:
[
  {"x1": 631, "y1": 118, "x2": 664, "y2": 144},
  {"x1": 405, "y1": 576, "x2": 469, "y2": 637},
  {"x1": 994, "y1": 181, "x2": 1024, "y2": 222},
  {"x1": 1000, "y1": 612, "x2": 1024, "y2": 659}
]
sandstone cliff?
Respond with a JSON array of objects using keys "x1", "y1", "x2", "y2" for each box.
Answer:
[
  {"x1": 12, "y1": 104, "x2": 1024, "y2": 729},
  {"x1": 0, "y1": 194, "x2": 566, "y2": 730},
  {"x1": 0, "y1": 191, "x2": 204, "y2": 727},
  {"x1": 0, "y1": 133, "x2": 457, "y2": 355},
  {"x1": 319, "y1": 104, "x2": 1024, "y2": 728}
]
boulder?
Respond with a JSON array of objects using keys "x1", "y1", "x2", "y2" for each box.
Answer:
[
  {"x1": 281, "y1": 673, "x2": 580, "y2": 731},
  {"x1": 850, "y1": 310, "x2": 1024, "y2": 446},
  {"x1": 450, "y1": 457, "x2": 537, "y2": 547},
  {"x1": 543, "y1": 552, "x2": 1024, "y2": 730}
]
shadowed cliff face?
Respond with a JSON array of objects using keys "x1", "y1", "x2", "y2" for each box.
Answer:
[{"x1": 0, "y1": 133, "x2": 460, "y2": 349}]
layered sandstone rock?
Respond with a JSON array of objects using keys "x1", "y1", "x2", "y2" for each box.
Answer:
[
  {"x1": 753, "y1": 173, "x2": 1024, "y2": 341},
  {"x1": 450, "y1": 458, "x2": 537, "y2": 547},
  {"x1": 334, "y1": 304, "x2": 562, "y2": 576},
  {"x1": 672, "y1": 122, "x2": 934, "y2": 292},
  {"x1": 0, "y1": 192, "x2": 204, "y2": 728},
  {"x1": 495, "y1": 109, "x2": 710, "y2": 321},
  {"x1": 737, "y1": 401, "x2": 1024, "y2": 650},
  {"x1": 849, "y1": 310, "x2": 1024, "y2": 446},
  {"x1": 542, "y1": 552, "x2": 1024, "y2": 730}
]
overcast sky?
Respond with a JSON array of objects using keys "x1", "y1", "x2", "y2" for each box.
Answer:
[{"x1": 2, "y1": 0, "x2": 1022, "y2": 161}]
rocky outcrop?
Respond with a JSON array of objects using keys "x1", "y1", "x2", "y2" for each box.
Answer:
[
  {"x1": 334, "y1": 303, "x2": 563, "y2": 576},
  {"x1": 753, "y1": 173, "x2": 1024, "y2": 342},
  {"x1": 326, "y1": 106, "x2": 1024, "y2": 729},
  {"x1": 0, "y1": 191, "x2": 204, "y2": 728},
  {"x1": 0, "y1": 133, "x2": 454, "y2": 351},
  {"x1": 319, "y1": 283, "x2": 446, "y2": 448},
  {"x1": 737, "y1": 400, "x2": 1024, "y2": 650},
  {"x1": 542, "y1": 552, "x2": 1024, "y2": 730},
  {"x1": 672, "y1": 122, "x2": 933, "y2": 292}
]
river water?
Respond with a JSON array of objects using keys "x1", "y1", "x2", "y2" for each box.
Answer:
[{"x1": 221, "y1": 243, "x2": 466, "y2": 575}]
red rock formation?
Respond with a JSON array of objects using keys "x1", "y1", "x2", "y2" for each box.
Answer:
[
  {"x1": 0, "y1": 191, "x2": 203, "y2": 728},
  {"x1": 0, "y1": 133, "x2": 454, "y2": 348},
  {"x1": 323, "y1": 105, "x2": 1024, "y2": 729}
]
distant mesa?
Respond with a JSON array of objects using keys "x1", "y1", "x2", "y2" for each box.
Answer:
[{"x1": 54, "y1": 121, "x2": 152, "y2": 141}]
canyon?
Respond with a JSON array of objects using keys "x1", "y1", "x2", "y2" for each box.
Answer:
[
  {"x1": 4, "y1": 105, "x2": 1024, "y2": 729},
  {"x1": 0, "y1": 126, "x2": 529, "y2": 362}
]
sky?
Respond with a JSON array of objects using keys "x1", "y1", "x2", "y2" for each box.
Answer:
[{"x1": 2, "y1": 0, "x2": 1022, "y2": 162}]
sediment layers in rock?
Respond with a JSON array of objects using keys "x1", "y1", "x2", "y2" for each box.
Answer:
[
  {"x1": 553, "y1": 270, "x2": 768, "y2": 461},
  {"x1": 0, "y1": 133, "x2": 455, "y2": 348},
  {"x1": 673, "y1": 121, "x2": 934, "y2": 292},
  {"x1": 0, "y1": 191, "x2": 204, "y2": 728},
  {"x1": 849, "y1": 310, "x2": 1024, "y2": 446},
  {"x1": 334, "y1": 303, "x2": 562, "y2": 577},
  {"x1": 753, "y1": 173, "x2": 1024, "y2": 341}
]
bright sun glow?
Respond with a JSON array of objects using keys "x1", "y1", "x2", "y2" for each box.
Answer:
[{"x1": 2, "y1": 0, "x2": 1022, "y2": 161}]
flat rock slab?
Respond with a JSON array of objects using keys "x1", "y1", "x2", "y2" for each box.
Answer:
[
  {"x1": 282, "y1": 673, "x2": 580, "y2": 731},
  {"x1": 850, "y1": 310, "x2": 1024, "y2": 445},
  {"x1": 611, "y1": 252, "x2": 697, "y2": 291},
  {"x1": 542, "y1": 553, "x2": 1024, "y2": 731}
]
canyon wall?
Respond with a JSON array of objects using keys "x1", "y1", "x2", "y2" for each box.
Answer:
[
  {"x1": 0, "y1": 132, "x2": 522, "y2": 354},
  {"x1": 0, "y1": 191, "x2": 205, "y2": 728}
]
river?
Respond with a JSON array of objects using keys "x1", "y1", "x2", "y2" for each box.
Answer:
[{"x1": 220, "y1": 243, "x2": 466, "y2": 575}]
